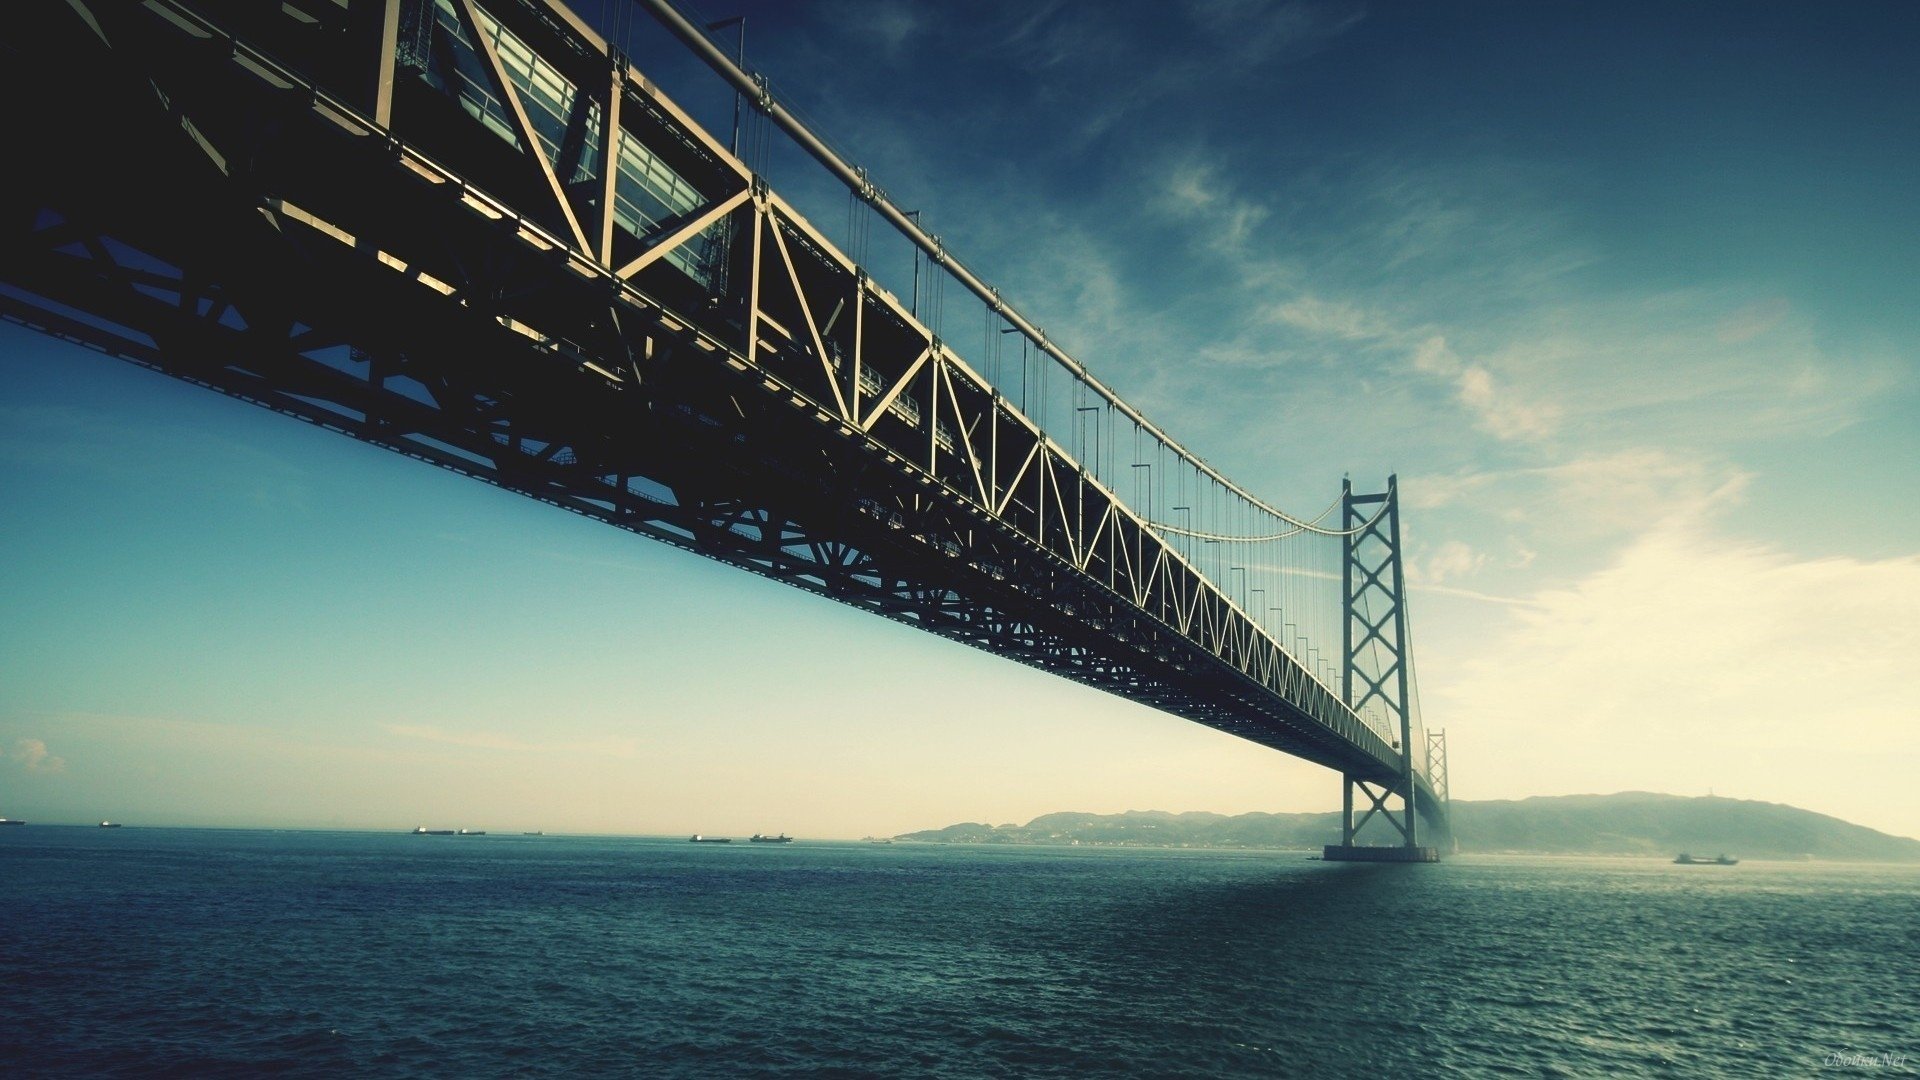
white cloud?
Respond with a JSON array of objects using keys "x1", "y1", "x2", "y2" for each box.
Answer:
[
  {"x1": 1159, "y1": 144, "x2": 1897, "y2": 455},
  {"x1": 1265, "y1": 295, "x2": 1388, "y2": 341},
  {"x1": 1402, "y1": 451, "x2": 1758, "y2": 599},
  {"x1": 1158, "y1": 157, "x2": 1271, "y2": 253},
  {"x1": 1411, "y1": 335, "x2": 1561, "y2": 441},
  {"x1": 1426, "y1": 518, "x2": 1920, "y2": 837},
  {"x1": 1405, "y1": 288, "x2": 1902, "y2": 453},
  {"x1": 1411, "y1": 540, "x2": 1487, "y2": 586},
  {"x1": 11, "y1": 737, "x2": 66, "y2": 774},
  {"x1": 1409, "y1": 449, "x2": 1748, "y2": 547},
  {"x1": 1163, "y1": 159, "x2": 1218, "y2": 214},
  {"x1": 1714, "y1": 297, "x2": 1790, "y2": 345}
]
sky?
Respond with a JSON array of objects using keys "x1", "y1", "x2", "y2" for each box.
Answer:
[{"x1": 2, "y1": 0, "x2": 1917, "y2": 839}]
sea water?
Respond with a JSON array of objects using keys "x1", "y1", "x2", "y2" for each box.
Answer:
[{"x1": 2, "y1": 827, "x2": 1914, "y2": 1077}]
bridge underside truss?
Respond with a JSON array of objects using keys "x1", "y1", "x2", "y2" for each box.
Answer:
[{"x1": 0, "y1": 0, "x2": 1441, "y2": 822}]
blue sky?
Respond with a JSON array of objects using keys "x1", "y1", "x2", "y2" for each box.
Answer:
[{"x1": 3, "y1": 0, "x2": 1916, "y2": 838}]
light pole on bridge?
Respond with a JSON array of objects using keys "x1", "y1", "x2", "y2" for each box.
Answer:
[
  {"x1": 904, "y1": 209, "x2": 922, "y2": 319},
  {"x1": 1077, "y1": 405, "x2": 1100, "y2": 478}
]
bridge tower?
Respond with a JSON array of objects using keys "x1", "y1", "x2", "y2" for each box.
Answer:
[
  {"x1": 1427, "y1": 728, "x2": 1458, "y2": 854},
  {"x1": 1327, "y1": 475, "x2": 1438, "y2": 862}
]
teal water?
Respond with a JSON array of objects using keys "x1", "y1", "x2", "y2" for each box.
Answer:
[{"x1": 2, "y1": 827, "x2": 1915, "y2": 1077}]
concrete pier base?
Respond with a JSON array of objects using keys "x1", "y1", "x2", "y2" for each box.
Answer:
[{"x1": 1323, "y1": 844, "x2": 1440, "y2": 863}]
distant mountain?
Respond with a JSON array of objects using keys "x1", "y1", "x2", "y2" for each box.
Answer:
[{"x1": 895, "y1": 793, "x2": 1920, "y2": 861}]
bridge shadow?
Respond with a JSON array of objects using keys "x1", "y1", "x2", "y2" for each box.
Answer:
[{"x1": 1032, "y1": 858, "x2": 1461, "y2": 1072}]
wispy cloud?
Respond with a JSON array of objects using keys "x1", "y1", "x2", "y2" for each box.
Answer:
[
  {"x1": 828, "y1": 1, "x2": 927, "y2": 60},
  {"x1": 1159, "y1": 157, "x2": 1272, "y2": 254},
  {"x1": 1409, "y1": 449, "x2": 1752, "y2": 555},
  {"x1": 1264, "y1": 295, "x2": 1389, "y2": 341},
  {"x1": 1716, "y1": 297, "x2": 1790, "y2": 345},
  {"x1": 1411, "y1": 335, "x2": 1561, "y2": 441},
  {"x1": 1408, "y1": 540, "x2": 1488, "y2": 586},
  {"x1": 10, "y1": 737, "x2": 66, "y2": 774},
  {"x1": 1407, "y1": 582, "x2": 1544, "y2": 608},
  {"x1": 997, "y1": 1, "x2": 1364, "y2": 142},
  {"x1": 1148, "y1": 138, "x2": 1900, "y2": 463},
  {"x1": 1461, "y1": 290, "x2": 1899, "y2": 445}
]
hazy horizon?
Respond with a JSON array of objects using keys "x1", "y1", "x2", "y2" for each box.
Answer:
[{"x1": 9, "y1": 789, "x2": 1918, "y2": 848}]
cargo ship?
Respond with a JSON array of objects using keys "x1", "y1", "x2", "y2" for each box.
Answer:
[
  {"x1": 0, "y1": 817, "x2": 25, "y2": 826},
  {"x1": 1674, "y1": 853, "x2": 1738, "y2": 865},
  {"x1": 749, "y1": 833, "x2": 793, "y2": 844},
  {"x1": 689, "y1": 834, "x2": 733, "y2": 843},
  {"x1": 411, "y1": 826, "x2": 455, "y2": 835}
]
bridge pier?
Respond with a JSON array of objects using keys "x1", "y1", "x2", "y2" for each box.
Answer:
[
  {"x1": 1323, "y1": 772, "x2": 1440, "y2": 862},
  {"x1": 1323, "y1": 844, "x2": 1439, "y2": 863}
]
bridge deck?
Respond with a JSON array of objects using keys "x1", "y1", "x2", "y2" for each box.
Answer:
[{"x1": 0, "y1": 0, "x2": 1444, "y2": 826}]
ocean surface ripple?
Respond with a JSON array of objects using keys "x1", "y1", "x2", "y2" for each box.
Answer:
[{"x1": 3, "y1": 829, "x2": 1915, "y2": 1077}]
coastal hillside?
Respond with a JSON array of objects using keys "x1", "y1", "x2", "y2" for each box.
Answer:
[{"x1": 896, "y1": 793, "x2": 1920, "y2": 861}]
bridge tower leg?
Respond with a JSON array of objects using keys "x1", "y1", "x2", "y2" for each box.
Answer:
[
  {"x1": 1325, "y1": 476, "x2": 1438, "y2": 863},
  {"x1": 1341, "y1": 776, "x2": 1355, "y2": 846}
]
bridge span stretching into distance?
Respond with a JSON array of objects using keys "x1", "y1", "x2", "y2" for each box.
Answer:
[{"x1": 0, "y1": 0, "x2": 1450, "y2": 854}]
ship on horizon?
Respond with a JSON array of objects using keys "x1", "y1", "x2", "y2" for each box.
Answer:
[
  {"x1": 1674, "y1": 853, "x2": 1738, "y2": 865},
  {"x1": 690, "y1": 834, "x2": 733, "y2": 843},
  {"x1": 749, "y1": 833, "x2": 793, "y2": 844}
]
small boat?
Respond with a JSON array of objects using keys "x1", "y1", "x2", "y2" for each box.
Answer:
[
  {"x1": 98, "y1": 821, "x2": 123, "y2": 828},
  {"x1": 749, "y1": 833, "x2": 793, "y2": 844},
  {"x1": 1674, "y1": 853, "x2": 1738, "y2": 865},
  {"x1": 690, "y1": 834, "x2": 733, "y2": 843}
]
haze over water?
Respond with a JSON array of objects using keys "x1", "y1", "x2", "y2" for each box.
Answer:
[{"x1": 4, "y1": 827, "x2": 1914, "y2": 1077}]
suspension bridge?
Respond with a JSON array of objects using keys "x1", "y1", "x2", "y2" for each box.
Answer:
[{"x1": 0, "y1": 0, "x2": 1450, "y2": 858}]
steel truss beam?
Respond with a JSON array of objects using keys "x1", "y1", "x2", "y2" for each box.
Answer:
[{"x1": 0, "y1": 0, "x2": 1443, "y2": 819}]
